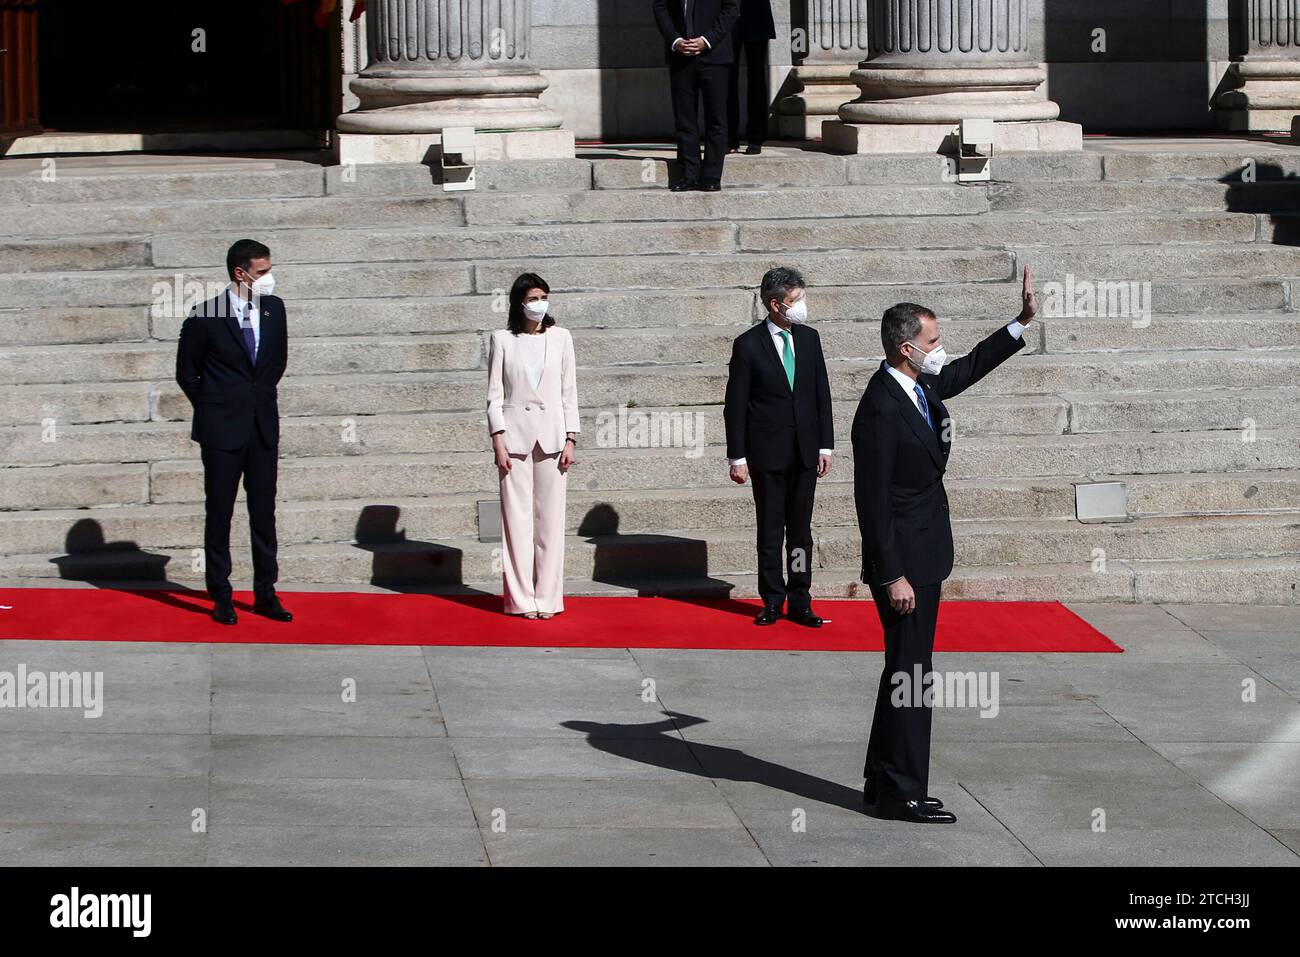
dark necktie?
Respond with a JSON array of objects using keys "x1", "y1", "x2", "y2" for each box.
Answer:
[
  {"x1": 914, "y1": 384, "x2": 934, "y2": 432},
  {"x1": 684, "y1": 0, "x2": 695, "y2": 36},
  {"x1": 241, "y1": 304, "x2": 257, "y2": 365}
]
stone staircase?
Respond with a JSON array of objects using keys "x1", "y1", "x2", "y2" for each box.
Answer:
[{"x1": 1, "y1": 145, "x2": 1298, "y2": 604}]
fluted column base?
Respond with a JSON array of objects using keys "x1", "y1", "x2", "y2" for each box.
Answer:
[
  {"x1": 825, "y1": 61, "x2": 1080, "y2": 154},
  {"x1": 1216, "y1": 59, "x2": 1300, "y2": 132},
  {"x1": 777, "y1": 64, "x2": 863, "y2": 139},
  {"x1": 336, "y1": 65, "x2": 573, "y2": 164},
  {"x1": 840, "y1": 63, "x2": 1059, "y2": 123}
]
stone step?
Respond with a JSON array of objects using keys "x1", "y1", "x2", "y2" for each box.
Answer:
[
  {"x1": 324, "y1": 159, "x2": 593, "y2": 195},
  {"x1": 1099, "y1": 152, "x2": 1300, "y2": 182},
  {"x1": 990, "y1": 179, "x2": 1300, "y2": 214},
  {"x1": 1018, "y1": 243, "x2": 1300, "y2": 281},
  {"x1": 474, "y1": 248, "x2": 1016, "y2": 292},
  {"x1": 7, "y1": 513, "x2": 1294, "y2": 590},
  {"x1": 9, "y1": 278, "x2": 1286, "y2": 348},
  {"x1": 133, "y1": 211, "x2": 1264, "y2": 270},
  {"x1": 0, "y1": 335, "x2": 487, "y2": 385},
  {"x1": 0, "y1": 195, "x2": 466, "y2": 240},
  {"x1": 0, "y1": 263, "x2": 474, "y2": 309},
  {"x1": 0, "y1": 165, "x2": 327, "y2": 206},
  {"x1": 0, "y1": 238, "x2": 152, "y2": 273},
  {"x1": 6, "y1": 309, "x2": 1299, "y2": 384},
  {"x1": 7, "y1": 347, "x2": 1299, "y2": 426},
  {"x1": 463, "y1": 183, "x2": 991, "y2": 225},
  {"x1": 588, "y1": 150, "x2": 1107, "y2": 189},
  {"x1": 4, "y1": 388, "x2": 1297, "y2": 467},
  {"x1": 32, "y1": 430, "x2": 1277, "y2": 510},
  {"x1": 739, "y1": 211, "x2": 1259, "y2": 251},
  {"x1": 151, "y1": 221, "x2": 741, "y2": 267},
  {"x1": 4, "y1": 469, "x2": 1298, "y2": 556}
]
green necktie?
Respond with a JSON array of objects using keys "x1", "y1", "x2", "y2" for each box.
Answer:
[{"x1": 779, "y1": 330, "x2": 795, "y2": 389}]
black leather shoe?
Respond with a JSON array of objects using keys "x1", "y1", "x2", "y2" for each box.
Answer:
[
  {"x1": 753, "y1": 602, "x2": 783, "y2": 626},
  {"x1": 878, "y1": 799, "x2": 957, "y2": 824},
  {"x1": 669, "y1": 179, "x2": 698, "y2": 192},
  {"x1": 697, "y1": 181, "x2": 722, "y2": 191},
  {"x1": 252, "y1": 595, "x2": 293, "y2": 622},
  {"x1": 744, "y1": 144, "x2": 762, "y2": 155},
  {"x1": 211, "y1": 599, "x2": 237, "y2": 626},
  {"x1": 863, "y1": 781, "x2": 943, "y2": 809},
  {"x1": 787, "y1": 607, "x2": 823, "y2": 628}
]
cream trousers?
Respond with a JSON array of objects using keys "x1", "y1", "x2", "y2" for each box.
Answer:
[{"x1": 499, "y1": 441, "x2": 567, "y2": 614}]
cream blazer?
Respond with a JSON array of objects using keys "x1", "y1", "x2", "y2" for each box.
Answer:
[{"x1": 486, "y1": 326, "x2": 581, "y2": 455}]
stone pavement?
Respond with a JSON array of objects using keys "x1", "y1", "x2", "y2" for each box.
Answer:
[{"x1": 0, "y1": 598, "x2": 1296, "y2": 866}]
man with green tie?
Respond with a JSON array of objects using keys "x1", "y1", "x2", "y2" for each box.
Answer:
[{"x1": 723, "y1": 267, "x2": 835, "y2": 627}]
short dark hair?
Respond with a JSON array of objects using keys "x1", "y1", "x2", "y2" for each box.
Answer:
[
  {"x1": 881, "y1": 302, "x2": 935, "y2": 359},
  {"x1": 507, "y1": 272, "x2": 555, "y2": 335},
  {"x1": 227, "y1": 239, "x2": 271, "y2": 281},
  {"x1": 760, "y1": 266, "x2": 805, "y2": 314}
]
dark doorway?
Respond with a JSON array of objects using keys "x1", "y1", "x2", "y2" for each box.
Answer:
[
  {"x1": 0, "y1": 0, "x2": 41, "y2": 135},
  {"x1": 36, "y1": 0, "x2": 335, "y2": 133}
]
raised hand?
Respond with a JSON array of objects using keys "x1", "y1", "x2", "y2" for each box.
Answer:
[{"x1": 1018, "y1": 265, "x2": 1038, "y2": 324}]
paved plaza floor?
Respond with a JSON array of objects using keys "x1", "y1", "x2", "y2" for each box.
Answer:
[{"x1": 0, "y1": 599, "x2": 1296, "y2": 866}]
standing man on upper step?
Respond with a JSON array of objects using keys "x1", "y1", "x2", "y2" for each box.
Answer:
[
  {"x1": 653, "y1": 0, "x2": 741, "y2": 192},
  {"x1": 176, "y1": 239, "x2": 293, "y2": 627},
  {"x1": 852, "y1": 268, "x2": 1038, "y2": 825},
  {"x1": 724, "y1": 267, "x2": 834, "y2": 628}
]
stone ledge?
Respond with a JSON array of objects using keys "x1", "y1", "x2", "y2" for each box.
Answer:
[
  {"x1": 821, "y1": 119, "x2": 1084, "y2": 155},
  {"x1": 337, "y1": 129, "x2": 576, "y2": 166}
]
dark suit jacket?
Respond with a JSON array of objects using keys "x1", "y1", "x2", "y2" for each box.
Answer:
[
  {"x1": 737, "y1": 0, "x2": 776, "y2": 41},
  {"x1": 652, "y1": 0, "x2": 741, "y2": 65},
  {"x1": 724, "y1": 321, "x2": 834, "y2": 471},
  {"x1": 175, "y1": 292, "x2": 288, "y2": 451},
  {"x1": 851, "y1": 325, "x2": 1026, "y2": 588}
]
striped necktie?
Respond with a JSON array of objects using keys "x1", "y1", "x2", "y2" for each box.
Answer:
[{"x1": 914, "y1": 384, "x2": 934, "y2": 431}]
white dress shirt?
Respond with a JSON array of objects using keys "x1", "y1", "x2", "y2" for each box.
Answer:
[
  {"x1": 228, "y1": 286, "x2": 262, "y2": 355},
  {"x1": 728, "y1": 318, "x2": 834, "y2": 468}
]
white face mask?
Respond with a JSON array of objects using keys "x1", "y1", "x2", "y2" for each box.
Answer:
[
  {"x1": 905, "y1": 339, "x2": 946, "y2": 376},
  {"x1": 782, "y1": 296, "x2": 808, "y2": 324},
  {"x1": 248, "y1": 272, "x2": 275, "y2": 298},
  {"x1": 523, "y1": 300, "x2": 549, "y2": 321}
]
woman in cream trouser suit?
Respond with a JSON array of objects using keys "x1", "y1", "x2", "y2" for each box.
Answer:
[{"x1": 486, "y1": 273, "x2": 580, "y2": 618}]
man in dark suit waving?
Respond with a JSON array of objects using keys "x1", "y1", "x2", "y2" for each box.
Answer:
[
  {"x1": 652, "y1": 0, "x2": 741, "y2": 191},
  {"x1": 724, "y1": 267, "x2": 834, "y2": 627},
  {"x1": 176, "y1": 239, "x2": 293, "y2": 626},
  {"x1": 853, "y1": 268, "x2": 1038, "y2": 823}
]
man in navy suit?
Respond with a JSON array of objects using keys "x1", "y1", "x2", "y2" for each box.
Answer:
[
  {"x1": 653, "y1": 0, "x2": 741, "y2": 191},
  {"x1": 727, "y1": 0, "x2": 776, "y2": 153},
  {"x1": 852, "y1": 268, "x2": 1038, "y2": 823},
  {"x1": 175, "y1": 239, "x2": 293, "y2": 626}
]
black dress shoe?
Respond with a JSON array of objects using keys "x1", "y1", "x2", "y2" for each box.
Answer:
[
  {"x1": 211, "y1": 599, "x2": 237, "y2": 626},
  {"x1": 863, "y1": 782, "x2": 943, "y2": 809},
  {"x1": 787, "y1": 607, "x2": 823, "y2": 628},
  {"x1": 669, "y1": 179, "x2": 698, "y2": 192},
  {"x1": 697, "y1": 181, "x2": 722, "y2": 191},
  {"x1": 753, "y1": 603, "x2": 783, "y2": 626},
  {"x1": 878, "y1": 799, "x2": 957, "y2": 824},
  {"x1": 744, "y1": 144, "x2": 762, "y2": 155},
  {"x1": 252, "y1": 595, "x2": 293, "y2": 622}
]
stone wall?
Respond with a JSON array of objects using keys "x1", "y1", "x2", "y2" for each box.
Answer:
[{"x1": 341, "y1": 2, "x2": 1260, "y2": 140}]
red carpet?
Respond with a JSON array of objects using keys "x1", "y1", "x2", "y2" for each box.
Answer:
[{"x1": 0, "y1": 589, "x2": 1121, "y2": 652}]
